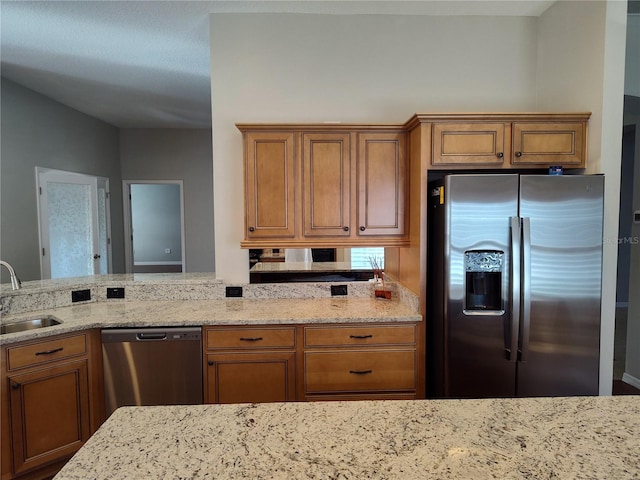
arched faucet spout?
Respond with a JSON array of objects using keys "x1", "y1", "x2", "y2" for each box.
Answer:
[{"x1": 0, "y1": 261, "x2": 21, "y2": 290}]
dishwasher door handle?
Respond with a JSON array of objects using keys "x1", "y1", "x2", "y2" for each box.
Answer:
[{"x1": 136, "y1": 332, "x2": 167, "y2": 340}]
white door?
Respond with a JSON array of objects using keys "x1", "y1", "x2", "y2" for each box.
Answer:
[{"x1": 37, "y1": 168, "x2": 111, "y2": 279}]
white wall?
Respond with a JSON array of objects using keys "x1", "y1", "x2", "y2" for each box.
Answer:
[
  {"x1": 536, "y1": 0, "x2": 627, "y2": 396},
  {"x1": 210, "y1": 13, "x2": 539, "y2": 283},
  {"x1": 119, "y1": 129, "x2": 215, "y2": 273}
]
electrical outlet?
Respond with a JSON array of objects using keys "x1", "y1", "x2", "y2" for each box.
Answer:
[
  {"x1": 226, "y1": 286, "x2": 243, "y2": 298},
  {"x1": 71, "y1": 289, "x2": 91, "y2": 303},
  {"x1": 331, "y1": 285, "x2": 348, "y2": 296},
  {"x1": 107, "y1": 287, "x2": 125, "y2": 299}
]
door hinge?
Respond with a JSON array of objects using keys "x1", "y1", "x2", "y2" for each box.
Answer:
[
  {"x1": 42, "y1": 247, "x2": 46, "y2": 256},
  {"x1": 107, "y1": 237, "x2": 111, "y2": 245},
  {"x1": 39, "y1": 187, "x2": 42, "y2": 195}
]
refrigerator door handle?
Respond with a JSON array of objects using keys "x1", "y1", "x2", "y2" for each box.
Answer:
[
  {"x1": 508, "y1": 216, "x2": 521, "y2": 363},
  {"x1": 520, "y1": 217, "x2": 532, "y2": 362}
]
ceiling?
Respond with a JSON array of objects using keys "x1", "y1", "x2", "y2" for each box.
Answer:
[{"x1": 1, "y1": 1, "x2": 561, "y2": 129}]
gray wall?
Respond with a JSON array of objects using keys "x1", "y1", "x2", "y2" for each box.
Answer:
[
  {"x1": 0, "y1": 78, "x2": 124, "y2": 282},
  {"x1": 617, "y1": 125, "x2": 636, "y2": 304},
  {"x1": 119, "y1": 129, "x2": 214, "y2": 273},
  {"x1": 131, "y1": 184, "x2": 182, "y2": 264}
]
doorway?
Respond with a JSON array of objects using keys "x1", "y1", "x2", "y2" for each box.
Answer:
[
  {"x1": 36, "y1": 167, "x2": 112, "y2": 279},
  {"x1": 123, "y1": 181, "x2": 185, "y2": 274}
]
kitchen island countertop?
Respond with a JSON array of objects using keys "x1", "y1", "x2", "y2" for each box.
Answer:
[{"x1": 54, "y1": 395, "x2": 640, "y2": 479}]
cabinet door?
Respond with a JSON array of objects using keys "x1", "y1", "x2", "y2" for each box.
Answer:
[
  {"x1": 244, "y1": 132, "x2": 296, "y2": 238},
  {"x1": 512, "y1": 122, "x2": 585, "y2": 166},
  {"x1": 8, "y1": 360, "x2": 90, "y2": 475},
  {"x1": 432, "y1": 123, "x2": 507, "y2": 166},
  {"x1": 357, "y1": 132, "x2": 407, "y2": 236},
  {"x1": 205, "y1": 352, "x2": 296, "y2": 404},
  {"x1": 303, "y1": 133, "x2": 351, "y2": 237}
]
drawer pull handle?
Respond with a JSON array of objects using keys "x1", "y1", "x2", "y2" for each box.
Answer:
[
  {"x1": 35, "y1": 347, "x2": 64, "y2": 356},
  {"x1": 349, "y1": 334, "x2": 373, "y2": 339},
  {"x1": 240, "y1": 337, "x2": 263, "y2": 342},
  {"x1": 349, "y1": 370, "x2": 373, "y2": 375}
]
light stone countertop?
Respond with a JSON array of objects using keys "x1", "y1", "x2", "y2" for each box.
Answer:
[
  {"x1": 0, "y1": 297, "x2": 421, "y2": 345},
  {"x1": 54, "y1": 396, "x2": 640, "y2": 480}
]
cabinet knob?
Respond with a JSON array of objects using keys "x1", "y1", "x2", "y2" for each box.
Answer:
[
  {"x1": 515, "y1": 151, "x2": 523, "y2": 157},
  {"x1": 11, "y1": 382, "x2": 21, "y2": 389},
  {"x1": 248, "y1": 227, "x2": 255, "y2": 232},
  {"x1": 207, "y1": 360, "x2": 214, "y2": 366},
  {"x1": 497, "y1": 152, "x2": 504, "y2": 158},
  {"x1": 359, "y1": 226, "x2": 366, "y2": 232},
  {"x1": 343, "y1": 226, "x2": 349, "y2": 232}
]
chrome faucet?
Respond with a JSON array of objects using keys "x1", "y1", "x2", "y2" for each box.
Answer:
[{"x1": 0, "y1": 261, "x2": 21, "y2": 290}]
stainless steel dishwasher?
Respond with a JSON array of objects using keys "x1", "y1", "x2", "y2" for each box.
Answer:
[{"x1": 102, "y1": 327, "x2": 203, "y2": 416}]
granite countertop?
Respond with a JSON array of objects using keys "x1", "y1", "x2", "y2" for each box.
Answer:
[
  {"x1": 1, "y1": 273, "x2": 420, "y2": 345},
  {"x1": 0, "y1": 297, "x2": 421, "y2": 345},
  {"x1": 54, "y1": 396, "x2": 640, "y2": 479}
]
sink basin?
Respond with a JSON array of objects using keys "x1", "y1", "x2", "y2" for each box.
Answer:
[{"x1": 0, "y1": 316, "x2": 62, "y2": 335}]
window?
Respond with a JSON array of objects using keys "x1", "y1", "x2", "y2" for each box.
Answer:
[{"x1": 350, "y1": 247, "x2": 384, "y2": 269}]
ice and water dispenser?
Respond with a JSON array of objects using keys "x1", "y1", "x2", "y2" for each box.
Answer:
[{"x1": 464, "y1": 251, "x2": 504, "y2": 313}]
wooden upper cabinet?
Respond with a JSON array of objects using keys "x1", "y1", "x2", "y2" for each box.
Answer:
[
  {"x1": 303, "y1": 133, "x2": 351, "y2": 237},
  {"x1": 425, "y1": 113, "x2": 590, "y2": 169},
  {"x1": 511, "y1": 122, "x2": 585, "y2": 166},
  {"x1": 357, "y1": 132, "x2": 407, "y2": 236},
  {"x1": 432, "y1": 123, "x2": 508, "y2": 166},
  {"x1": 244, "y1": 131, "x2": 296, "y2": 239}
]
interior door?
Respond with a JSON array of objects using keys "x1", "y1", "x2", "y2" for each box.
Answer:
[{"x1": 37, "y1": 168, "x2": 109, "y2": 279}]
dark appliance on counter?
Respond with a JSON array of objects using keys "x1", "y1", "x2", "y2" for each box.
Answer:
[
  {"x1": 427, "y1": 174, "x2": 604, "y2": 398},
  {"x1": 102, "y1": 327, "x2": 203, "y2": 416},
  {"x1": 311, "y1": 248, "x2": 336, "y2": 262}
]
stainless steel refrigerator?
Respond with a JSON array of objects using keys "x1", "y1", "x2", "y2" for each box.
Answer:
[{"x1": 427, "y1": 174, "x2": 604, "y2": 398}]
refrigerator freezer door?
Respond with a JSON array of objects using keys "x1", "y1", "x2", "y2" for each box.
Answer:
[
  {"x1": 517, "y1": 175, "x2": 603, "y2": 396},
  {"x1": 443, "y1": 174, "x2": 519, "y2": 397}
]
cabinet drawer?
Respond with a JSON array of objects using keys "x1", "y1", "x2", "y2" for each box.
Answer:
[
  {"x1": 7, "y1": 334, "x2": 87, "y2": 371},
  {"x1": 305, "y1": 350, "x2": 415, "y2": 393},
  {"x1": 206, "y1": 327, "x2": 295, "y2": 349},
  {"x1": 305, "y1": 324, "x2": 415, "y2": 347}
]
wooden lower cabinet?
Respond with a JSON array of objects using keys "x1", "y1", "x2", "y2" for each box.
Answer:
[
  {"x1": 204, "y1": 323, "x2": 419, "y2": 403},
  {"x1": 303, "y1": 324, "x2": 418, "y2": 401},
  {"x1": 203, "y1": 326, "x2": 297, "y2": 404},
  {"x1": 1, "y1": 330, "x2": 105, "y2": 480},
  {"x1": 205, "y1": 352, "x2": 296, "y2": 403},
  {"x1": 305, "y1": 350, "x2": 416, "y2": 394},
  {"x1": 8, "y1": 361, "x2": 90, "y2": 476}
]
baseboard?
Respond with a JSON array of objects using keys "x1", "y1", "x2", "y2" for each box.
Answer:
[{"x1": 621, "y1": 372, "x2": 640, "y2": 389}]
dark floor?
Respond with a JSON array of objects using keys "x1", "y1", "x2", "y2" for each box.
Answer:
[{"x1": 612, "y1": 380, "x2": 640, "y2": 395}]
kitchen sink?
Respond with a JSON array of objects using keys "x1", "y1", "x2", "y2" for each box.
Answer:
[{"x1": 0, "y1": 316, "x2": 62, "y2": 335}]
